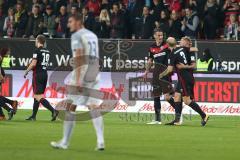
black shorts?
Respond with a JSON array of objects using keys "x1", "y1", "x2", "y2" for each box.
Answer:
[
  {"x1": 152, "y1": 66, "x2": 173, "y2": 97},
  {"x1": 32, "y1": 71, "x2": 48, "y2": 94},
  {"x1": 175, "y1": 78, "x2": 194, "y2": 98}
]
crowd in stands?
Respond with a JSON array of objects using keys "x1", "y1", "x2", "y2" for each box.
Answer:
[{"x1": 0, "y1": 0, "x2": 239, "y2": 40}]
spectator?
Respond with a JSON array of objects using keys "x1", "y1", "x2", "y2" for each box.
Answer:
[
  {"x1": 95, "y1": 9, "x2": 110, "y2": 38},
  {"x1": 181, "y1": 6, "x2": 200, "y2": 39},
  {"x1": 188, "y1": 0, "x2": 198, "y2": 12},
  {"x1": 126, "y1": 0, "x2": 144, "y2": 38},
  {"x1": 138, "y1": 6, "x2": 154, "y2": 39},
  {"x1": 82, "y1": 7, "x2": 95, "y2": 31},
  {"x1": 24, "y1": 5, "x2": 43, "y2": 38},
  {"x1": 43, "y1": 5, "x2": 56, "y2": 38},
  {"x1": 1, "y1": 0, "x2": 17, "y2": 15},
  {"x1": 0, "y1": 6, "x2": 5, "y2": 37},
  {"x1": 67, "y1": 0, "x2": 77, "y2": 13},
  {"x1": 223, "y1": 0, "x2": 240, "y2": 24},
  {"x1": 75, "y1": 0, "x2": 84, "y2": 10},
  {"x1": 55, "y1": 5, "x2": 68, "y2": 38},
  {"x1": 224, "y1": 13, "x2": 239, "y2": 40},
  {"x1": 85, "y1": 0, "x2": 100, "y2": 16},
  {"x1": 42, "y1": 0, "x2": 50, "y2": 12},
  {"x1": 203, "y1": 0, "x2": 219, "y2": 39},
  {"x1": 3, "y1": 7, "x2": 15, "y2": 38},
  {"x1": 168, "y1": 10, "x2": 183, "y2": 39},
  {"x1": 168, "y1": 0, "x2": 182, "y2": 12},
  {"x1": 110, "y1": 3, "x2": 125, "y2": 38},
  {"x1": 189, "y1": 0, "x2": 207, "y2": 18},
  {"x1": 14, "y1": 2, "x2": 28, "y2": 37},
  {"x1": 26, "y1": 0, "x2": 42, "y2": 13},
  {"x1": 150, "y1": 0, "x2": 165, "y2": 21},
  {"x1": 70, "y1": 5, "x2": 78, "y2": 16},
  {"x1": 52, "y1": 0, "x2": 67, "y2": 15},
  {"x1": 101, "y1": 0, "x2": 111, "y2": 11},
  {"x1": 155, "y1": 10, "x2": 170, "y2": 38}
]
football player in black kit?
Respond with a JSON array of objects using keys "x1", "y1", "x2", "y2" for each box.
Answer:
[
  {"x1": 160, "y1": 37, "x2": 209, "y2": 126},
  {"x1": 24, "y1": 35, "x2": 59, "y2": 121},
  {"x1": 143, "y1": 29, "x2": 177, "y2": 124}
]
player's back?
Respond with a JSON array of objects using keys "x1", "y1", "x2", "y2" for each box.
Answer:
[
  {"x1": 171, "y1": 46, "x2": 193, "y2": 81},
  {"x1": 33, "y1": 47, "x2": 50, "y2": 72}
]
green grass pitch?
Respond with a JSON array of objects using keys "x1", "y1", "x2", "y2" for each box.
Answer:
[{"x1": 0, "y1": 110, "x2": 239, "y2": 160}]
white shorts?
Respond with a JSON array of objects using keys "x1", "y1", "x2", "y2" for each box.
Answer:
[{"x1": 66, "y1": 82, "x2": 103, "y2": 106}]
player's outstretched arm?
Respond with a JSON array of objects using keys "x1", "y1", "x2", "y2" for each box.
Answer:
[{"x1": 190, "y1": 47, "x2": 198, "y2": 52}]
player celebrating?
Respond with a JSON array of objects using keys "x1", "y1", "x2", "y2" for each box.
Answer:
[
  {"x1": 24, "y1": 35, "x2": 59, "y2": 121},
  {"x1": 50, "y1": 14, "x2": 105, "y2": 150},
  {"x1": 143, "y1": 29, "x2": 177, "y2": 125},
  {"x1": 160, "y1": 37, "x2": 209, "y2": 126},
  {"x1": 0, "y1": 48, "x2": 18, "y2": 120}
]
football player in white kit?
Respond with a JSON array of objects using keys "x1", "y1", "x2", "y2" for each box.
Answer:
[{"x1": 50, "y1": 14, "x2": 105, "y2": 151}]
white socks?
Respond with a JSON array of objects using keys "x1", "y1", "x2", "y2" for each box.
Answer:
[
  {"x1": 61, "y1": 111, "x2": 75, "y2": 145},
  {"x1": 60, "y1": 109, "x2": 104, "y2": 147},
  {"x1": 90, "y1": 110, "x2": 105, "y2": 146}
]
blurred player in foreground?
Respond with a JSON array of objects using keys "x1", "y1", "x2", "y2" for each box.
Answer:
[
  {"x1": 50, "y1": 14, "x2": 104, "y2": 150},
  {"x1": 0, "y1": 48, "x2": 18, "y2": 121},
  {"x1": 160, "y1": 37, "x2": 209, "y2": 126},
  {"x1": 24, "y1": 35, "x2": 59, "y2": 121}
]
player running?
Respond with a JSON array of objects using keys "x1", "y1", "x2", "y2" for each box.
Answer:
[
  {"x1": 50, "y1": 14, "x2": 105, "y2": 150},
  {"x1": 24, "y1": 35, "x2": 59, "y2": 121},
  {"x1": 143, "y1": 29, "x2": 178, "y2": 125},
  {"x1": 0, "y1": 48, "x2": 18, "y2": 120},
  {"x1": 160, "y1": 37, "x2": 209, "y2": 126}
]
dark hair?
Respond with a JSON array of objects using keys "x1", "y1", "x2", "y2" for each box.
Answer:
[
  {"x1": 33, "y1": 4, "x2": 40, "y2": 10},
  {"x1": 143, "y1": 6, "x2": 149, "y2": 10},
  {"x1": 83, "y1": 6, "x2": 89, "y2": 11},
  {"x1": 154, "y1": 28, "x2": 163, "y2": 34},
  {"x1": 71, "y1": 5, "x2": 78, "y2": 10},
  {"x1": 36, "y1": 35, "x2": 46, "y2": 45},
  {"x1": 0, "y1": 48, "x2": 10, "y2": 57},
  {"x1": 112, "y1": 3, "x2": 119, "y2": 8},
  {"x1": 16, "y1": 2, "x2": 24, "y2": 8},
  {"x1": 185, "y1": 5, "x2": 194, "y2": 11}
]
